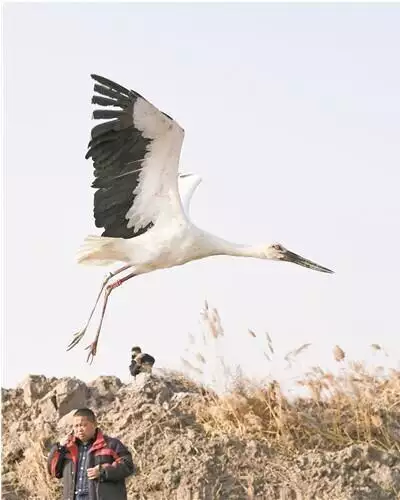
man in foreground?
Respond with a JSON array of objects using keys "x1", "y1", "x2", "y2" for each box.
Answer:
[{"x1": 47, "y1": 407, "x2": 134, "y2": 500}]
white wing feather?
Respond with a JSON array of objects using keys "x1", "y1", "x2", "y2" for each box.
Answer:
[{"x1": 125, "y1": 98, "x2": 186, "y2": 231}]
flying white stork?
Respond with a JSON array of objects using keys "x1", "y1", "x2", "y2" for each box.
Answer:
[{"x1": 67, "y1": 74, "x2": 333, "y2": 363}]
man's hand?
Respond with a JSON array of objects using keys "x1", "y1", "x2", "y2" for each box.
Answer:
[{"x1": 87, "y1": 465, "x2": 101, "y2": 480}]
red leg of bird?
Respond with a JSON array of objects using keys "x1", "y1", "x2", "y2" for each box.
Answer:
[
  {"x1": 85, "y1": 272, "x2": 137, "y2": 364},
  {"x1": 67, "y1": 264, "x2": 132, "y2": 351}
]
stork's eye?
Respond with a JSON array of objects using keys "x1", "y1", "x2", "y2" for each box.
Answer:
[{"x1": 271, "y1": 244, "x2": 283, "y2": 251}]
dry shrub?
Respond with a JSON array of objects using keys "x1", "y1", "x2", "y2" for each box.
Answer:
[
  {"x1": 184, "y1": 304, "x2": 400, "y2": 455},
  {"x1": 194, "y1": 357, "x2": 400, "y2": 454}
]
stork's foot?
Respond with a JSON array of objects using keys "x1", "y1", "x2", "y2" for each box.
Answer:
[
  {"x1": 66, "y1": 329, "x2": 86, "y2": 351},
  {"x1": 85, "y1": 340, "x2": 98, "y2": 365}
]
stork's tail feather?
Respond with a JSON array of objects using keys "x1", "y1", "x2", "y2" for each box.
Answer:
[{"x1": 77, "y1": 235, "x2": 127, "y2": 266}]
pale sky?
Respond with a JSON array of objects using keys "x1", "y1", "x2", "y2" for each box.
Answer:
[{"x1": 3, "y1": 2, "x2": 400, "y2": 390}]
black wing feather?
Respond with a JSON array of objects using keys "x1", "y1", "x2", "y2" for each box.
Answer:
[
  {"x1": 93, "y1": 83, "x2": 131, "y2": 106},
  {"x1": 91, "y1": 96, "x2": 121, "y2": 107},
  {"x1": 91, "y1": 74, "x2": 132, "y2": 97}
]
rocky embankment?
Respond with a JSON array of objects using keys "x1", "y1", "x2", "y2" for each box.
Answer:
[{"x1": 2, "y1": 372, "x2": 400, "y2": 499}]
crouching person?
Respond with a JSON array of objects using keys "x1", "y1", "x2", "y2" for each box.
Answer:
[{"x1": 47, "y1": 408, "x2": 134, "y2": 500}]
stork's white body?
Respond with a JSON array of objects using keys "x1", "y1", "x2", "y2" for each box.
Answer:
[
  {"x1": 130, "y1": 223, "x2": 210, "y2": 271},
  {"x1": 68, "y1": 74, "x2": 333, "y2": 362},
  {"x1": 98, "y1": 222, "x2": 209, "y2": 272}
]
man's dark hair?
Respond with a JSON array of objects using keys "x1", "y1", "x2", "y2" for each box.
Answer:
[{"x1": 73, "y1": 408, "x2": 96, "y2": 422}]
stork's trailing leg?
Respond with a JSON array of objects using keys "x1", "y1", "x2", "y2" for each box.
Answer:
[
  {"x1": 85, "y1": 272, "x2": 137, "y2": 364},
  {"x1": 66, "y1": 265, "x2": 132, "y2": 351}
]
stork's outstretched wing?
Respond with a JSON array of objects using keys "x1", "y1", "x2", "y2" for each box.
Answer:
[{"x1": 87, "y1": 74, "x2": 186, "y2": 239}]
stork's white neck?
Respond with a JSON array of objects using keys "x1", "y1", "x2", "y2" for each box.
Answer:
[{"x1": 201, "y1": 231, "x2": 266, "y2": 259}]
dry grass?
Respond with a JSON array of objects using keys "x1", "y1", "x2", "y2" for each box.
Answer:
[
  {"x1": 181, "y1": 302, "x2": 400, "y2": 455},
  {"x1": 195, "y1": 363, "x2": 400, "y2": 453}
]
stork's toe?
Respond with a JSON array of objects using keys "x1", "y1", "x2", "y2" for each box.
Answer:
[
  {"x1": 66, "y1": 330, "x2": 86, "y2": 351},
  {"x1": 85, "y1": 341, "x2": 98, "y2": 364}
]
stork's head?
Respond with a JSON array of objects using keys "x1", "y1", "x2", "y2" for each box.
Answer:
[{"x1": 264, "y1": 243, "x2": 334, "y2": 273}]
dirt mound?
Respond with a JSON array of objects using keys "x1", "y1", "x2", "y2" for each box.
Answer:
[{"x1": 2, "y1": 371, "x2": 400, "y2": 500}]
